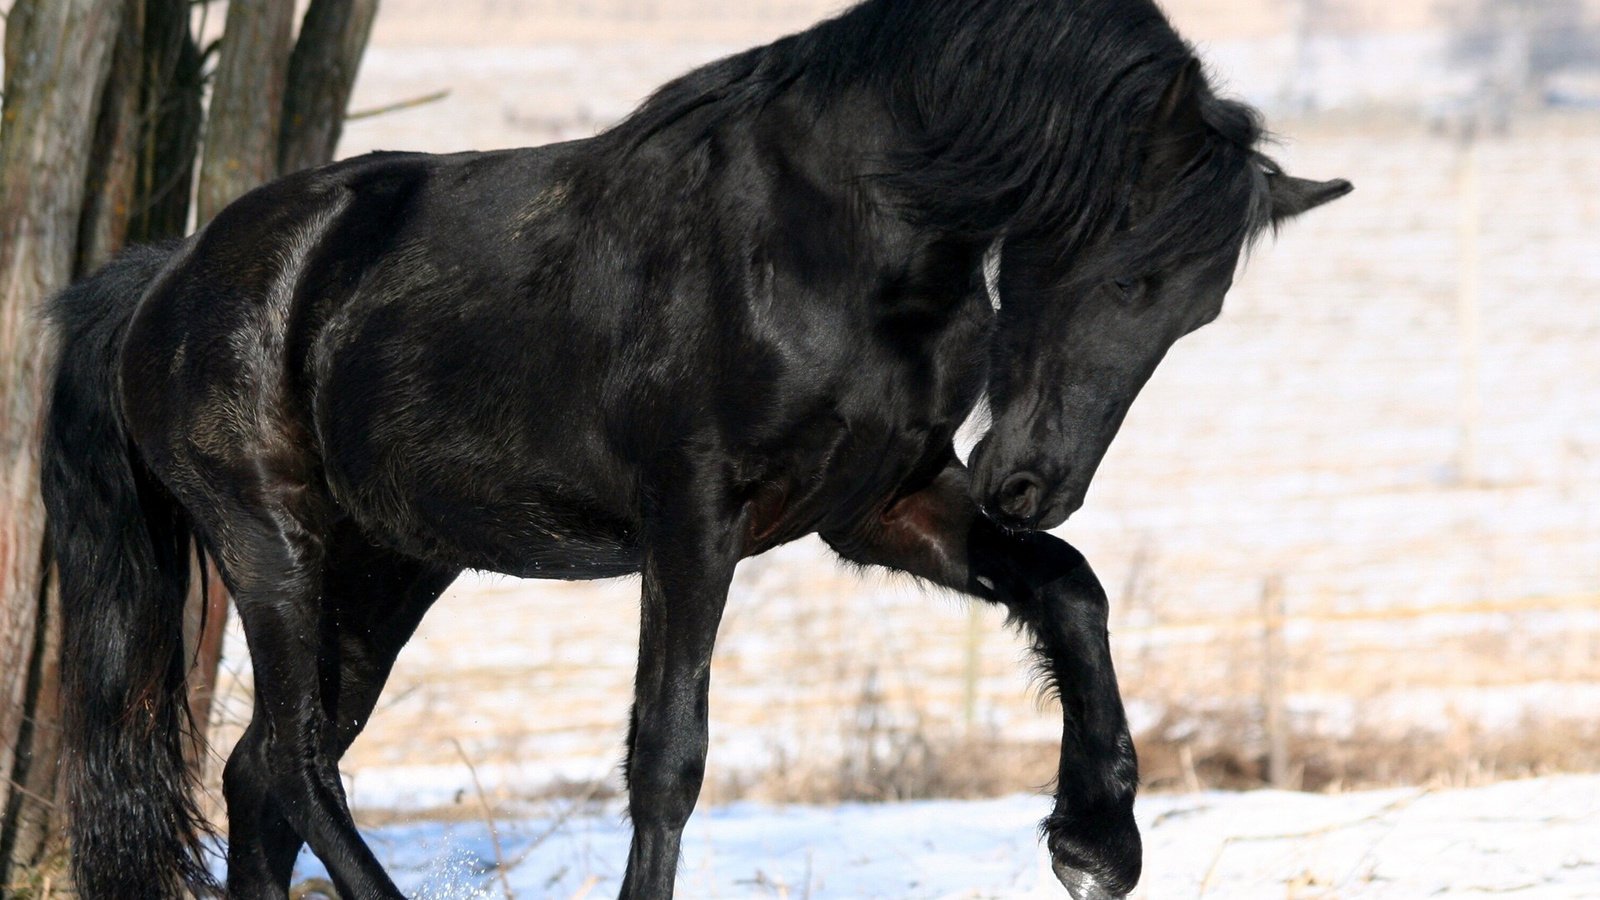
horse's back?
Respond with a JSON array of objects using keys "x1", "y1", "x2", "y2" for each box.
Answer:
[{"x1": 121, "y1": 143, "x2": 645, "y2": 578}]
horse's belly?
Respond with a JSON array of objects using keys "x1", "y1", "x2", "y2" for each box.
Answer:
[
  {"x1": 338, "y1": 467, "x2": 644, "y2": 579},
  {"x1": 312, "y1": 292, "x2": 643, "y2": 576},
  {"x1": 314, "y1": 359, "x2": 642, "y2": 579}
]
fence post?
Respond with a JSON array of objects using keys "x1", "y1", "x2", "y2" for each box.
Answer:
[
  {"x1": 963, "y1": 603, "x2": 983, "y2": 733},
  {"x1": 1455, "y1": 134, "x2": 1484, "y2": 485},
  {"x1": 1261, "y1": 575, "x2": 1290, "y2": 788}
]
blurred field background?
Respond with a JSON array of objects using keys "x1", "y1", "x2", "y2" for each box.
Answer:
[{"x1": 189, "y1": 0, "x2": 1600, "y2": 820}]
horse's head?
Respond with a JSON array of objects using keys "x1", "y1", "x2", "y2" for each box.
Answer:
[{"x1": 969, "y1": 61, "x2": 1351, "y2": 531}]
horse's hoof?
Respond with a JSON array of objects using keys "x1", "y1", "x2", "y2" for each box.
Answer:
[
  {"x1": 1045, "y1": 811, "x2": 1141, "y2": 899},
  {"x1": 1051, "y1": 860, "x2": 1126, "y2": 900}
]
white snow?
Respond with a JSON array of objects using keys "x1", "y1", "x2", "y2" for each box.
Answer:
[{"x1": 285, "y1": 774, "x2": 1600, "y2": 898}]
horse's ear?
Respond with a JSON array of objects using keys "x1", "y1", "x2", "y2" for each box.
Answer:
[
  {"x1": 1154, "y1": 59, "x2": 1204, "y2": 135},
  {"x1": 1268, "y1": 174, "x2": 1354, "y2": 222},
  {"x1": 1142, "y1": 59, "x2": 1206, "y2": 181}
]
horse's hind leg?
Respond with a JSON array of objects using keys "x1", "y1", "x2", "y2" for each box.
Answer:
[
  {"x1": 823, "y1": 460, "x2": 1140, "y2": 900},
  {"x1": 205, "y1": 498, "x2": 412, "y2": 899},
  {"x1": 226, "y1": 523, "x2": 457, "y2": 896}
]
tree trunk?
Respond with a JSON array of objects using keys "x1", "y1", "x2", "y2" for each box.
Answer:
[
  {"x1": 0, "y1": 0, "x2": 126, "y2": 882},
  {"x1": 2, "y1": 0, "x2": 36, "y2": 97},
  {"x1": 76, "y1": 0, "x2": 148, "y2": 275},
  {"x1": 128, "y1": 0, "x2": 204, "y2": 246},
  {"x1": 196, "y1": 0, "x2": 296, "y2": 226},
  {"x1": 280, "y1": 0, "x2": 379, "y2": 175},
  {"x1": 183, "y1": 563, "x2": 232, "y2": 772}
]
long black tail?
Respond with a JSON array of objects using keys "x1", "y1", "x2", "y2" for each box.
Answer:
[{"x1": 40, "y1": 241, "x2": 221, "y2": 898}]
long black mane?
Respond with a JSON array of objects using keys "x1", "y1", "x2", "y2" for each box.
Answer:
[{"x1": 602, "y1": 0, "x2": 1273, "y2": 270}]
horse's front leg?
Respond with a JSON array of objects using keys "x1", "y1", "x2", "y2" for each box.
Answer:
[
  {"x1": 824, "y1": 460, "x2": 1140, "y2": 900},
  {"x1": 620, "y1": 458, "x2": 744, "y2": 899}
]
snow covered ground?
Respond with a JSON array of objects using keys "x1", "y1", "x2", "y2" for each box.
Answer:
[{"x1": 289, "y1": 774, "x2": 1600, "y2": 898}]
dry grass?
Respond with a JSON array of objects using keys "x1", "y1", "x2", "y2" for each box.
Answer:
[
  {"x1": 721, "y1": 714, "x2": 1600, "y2": 806},
  {"x1": 355, "y1": 718, "x2": 1600, "y2": 822},
  {"x1": 351, "y1": 776, "x2": 618, "y2": 828},
  {"x1": 1140, "y1": 714, "x2": 1600, "y2": 795},
  {"x1": 725, "y1": 732, "x2": 1062, "y2": 805}
]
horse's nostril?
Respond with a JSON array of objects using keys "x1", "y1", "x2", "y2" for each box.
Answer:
[{"x1": 997, "y1": 472, "x2": 1044, "y2": 522}]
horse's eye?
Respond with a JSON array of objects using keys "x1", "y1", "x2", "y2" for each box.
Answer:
[{"x1": 1111, "y1": 277, "x2": 1141, "y2": 298}]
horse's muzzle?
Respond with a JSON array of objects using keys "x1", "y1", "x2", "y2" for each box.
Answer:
[{"x1": 970, "y1": 439, "x2": 1081, "y2": 531}]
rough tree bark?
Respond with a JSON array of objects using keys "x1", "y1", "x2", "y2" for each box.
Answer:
[
  {"x1": 196, "y1": 0, "x2": 296, "y2": 225},
  {"x1": 79, "y1": 0, "x2": 206, "y2": 271},
  {"x1": 129, "y1": 0, "x2": 205, "y2": 246},
  {"x1": 281, "y1": 0, "x2": 380, "y2": 174},
  {"x1": 76, "y1": 0, "x2": 148, "y2": 274},
  {"x1": 0, "y1": 0, "x2": 126, "y2": 881}
]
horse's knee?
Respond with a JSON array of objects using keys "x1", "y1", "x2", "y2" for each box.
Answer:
[
  {"x1": 627, "y1": 722, "x2": 709, "y2": 828},
  {"x1": 630, "y1": 764, "x2": 706, "y2": 829},
  {"x1": 222, "y1": 727, "x2": 285, "y2": 878},
  {"x1": 999, "y1": 539, "x2": 1106, "y2": 632}
]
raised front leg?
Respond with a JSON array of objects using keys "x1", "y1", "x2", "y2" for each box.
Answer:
[
  {"x1": 620, "y1": 458, "x2": 743, "y2": 899},
  {"x1": 824, "y1": 460, "x2": 1140, "y2": 900}
]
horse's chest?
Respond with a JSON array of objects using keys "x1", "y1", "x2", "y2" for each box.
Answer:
[
  {"x1": 735, "y1": 313, "x2": 987, "y2": 548},
  {"x1": 739, "y1": 408, "x2": 959, "y2": 554}
]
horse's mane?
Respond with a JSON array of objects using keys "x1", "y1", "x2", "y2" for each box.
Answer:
[{"x1": 601, "y1": 0, "x2": 1273, "y2": 267}]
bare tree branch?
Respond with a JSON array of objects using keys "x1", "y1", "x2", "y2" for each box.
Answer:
[{"x1": 346, "y1": 87, "x2": 450, "y2": 121}]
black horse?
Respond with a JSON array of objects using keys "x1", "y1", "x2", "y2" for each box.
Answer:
[{"x1": 42, "y1": 0, "x2": 1349, "y2": 897}]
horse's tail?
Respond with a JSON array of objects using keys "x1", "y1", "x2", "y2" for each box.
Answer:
[{"x1": 41, "y1": 241, "x2": 221, "y2": 898}]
